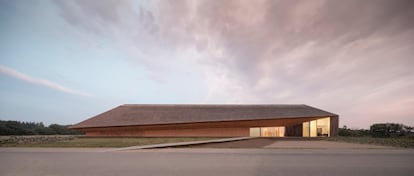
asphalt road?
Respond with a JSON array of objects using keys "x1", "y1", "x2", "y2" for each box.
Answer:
[{"x1": 1, "y1": 148, "x2": 413, "y2": 176}]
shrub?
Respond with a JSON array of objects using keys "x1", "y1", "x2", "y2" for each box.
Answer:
[
  {"x1": 0, "y1": 120, "x2": 83, "y2": 135},
  {"x1": 370, "y1": 123, "x2": 409, "y2": 138},
  {"x1": 338, "y1": 126, "x2": 370, "y2": 137}
]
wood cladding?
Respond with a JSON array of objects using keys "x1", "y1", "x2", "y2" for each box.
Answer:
[{"x1": 79, "y1": 116, "x2": 339, "y2": 137}]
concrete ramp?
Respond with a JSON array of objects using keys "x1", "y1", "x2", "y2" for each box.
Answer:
[{"x1": 103, "y1": 137, "x2": 255, "y2": 152}]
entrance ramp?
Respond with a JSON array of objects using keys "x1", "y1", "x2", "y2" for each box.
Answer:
[{"x1": 103, "y1": 137, "x2": 255, "y2": 152}]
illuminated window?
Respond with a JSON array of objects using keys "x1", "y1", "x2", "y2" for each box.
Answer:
[
  {"x1": 310, "y1": 120, "x2": 317, "y2": 137},
  {"x1": 303, "y1": 122, "x2": 310, "y2": 137},
  {"x1": 316, "y1": 117, "x2": 330, "y2": 137},
  {"x1": 257, "y1": 127, "x2": 285, "y2": 137},
  {"x1": 302, "y1": 117, "x2": 330, "y2": 137},
  {"x1": 249, "y1": 128, "x2": 260, "y2": 137}
]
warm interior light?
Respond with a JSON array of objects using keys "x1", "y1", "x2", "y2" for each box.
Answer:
[
  {"x1": 258, "y1": 126, "x2": 285, "y2": 137},
  {"x1": 303, "y1": 117, "x2": 330, "y2": 137}
]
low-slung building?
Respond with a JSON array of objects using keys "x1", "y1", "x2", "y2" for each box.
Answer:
[{"x1": 71, "y1": 104, "x2": 339, "y2": 137}]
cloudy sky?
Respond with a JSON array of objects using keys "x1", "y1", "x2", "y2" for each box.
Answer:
[{"x1": 0, "y1": 0, "x2": 413, "y2": 128}]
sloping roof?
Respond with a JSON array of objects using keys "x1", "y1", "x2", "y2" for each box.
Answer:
[{"x1": 71, "y1": 104, "x2": 337, "y2": 129}]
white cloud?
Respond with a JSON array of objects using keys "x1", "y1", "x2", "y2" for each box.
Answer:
[
  {"x1": 0, "y1": 65, "x2": 92, "y2": 97},
  {"x1": 53, "y1": 0, "x2": 414, "y2": 127}
]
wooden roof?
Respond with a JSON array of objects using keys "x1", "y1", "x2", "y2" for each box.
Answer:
[{"x1": 71, "y1": 104, "x2": 338, "y2": 129}]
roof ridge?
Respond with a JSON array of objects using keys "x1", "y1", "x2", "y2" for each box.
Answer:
[{"x1": 121, "y1": 104, "x2": 306, "y2": 106}]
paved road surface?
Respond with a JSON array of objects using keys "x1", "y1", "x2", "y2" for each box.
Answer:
[
  {"x1": 1, "y1": 148, "x2": 413, "y2": 176},
  {"x1": 189, "y1": 138, "x2": 392, "y2": 149}
]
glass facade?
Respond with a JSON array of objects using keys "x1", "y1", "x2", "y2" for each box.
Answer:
[
  {"x1": 316, "y1": 117, "x2": 330, "y2": 137},
  {"x1": 249, "y1": 117, "x2": 330, "y2": 137},
  {"x1": 303, "y1": 117, "x2": 330, "y2": 137},
  {"x1": 260, "y1": 127, "x2": 285, "y2": 137},
  {"x1": 302, "y1": 122, "x2": 310, "y2": 137},
  {"x1": 250, "y1": 127, "x2": 285, "y2": 137},
  {"x1": 310, "y1": 120, "x2": 317, "y2": 137},
  {"x1": 249, "y1": 128, "x2": 260, "y2": 137}
]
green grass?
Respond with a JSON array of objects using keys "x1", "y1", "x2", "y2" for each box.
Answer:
[
  {"x1": 0, "y1": 137, "x2": 221, "y2": 148},
  {"x1": 324, "y1": 136, "x2": 414, "y2": 148}
]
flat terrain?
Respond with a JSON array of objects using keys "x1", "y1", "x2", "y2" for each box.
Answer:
[
  {"x1": 325, "y1": 136, "x2": 414, "y2": 148},
  {"x1": 1, "y1": 147, "x2": 413, "y2": 176},
  {"x1": 264, "y1": 140, "x2": 391, "y2": 149},
  {"x1": 3, "y1": 136, "x2": 412, "y2": 148},
  {"x1": 187, "y1": 138, "x2": 392, "y2": 149},
  {"x1": 0, "y1": 137, "x2": 219, "y2": 147}
]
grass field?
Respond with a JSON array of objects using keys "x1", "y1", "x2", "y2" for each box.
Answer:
[
  {"x1": 0, "y1": 137, "x2": 221, "y2": 148},
  {"x1": 3, "y1": 135, "x2": 413, "y2": 148},
  {"x1": 325, "y1": 136, "x2": 414, "y2": 148}
]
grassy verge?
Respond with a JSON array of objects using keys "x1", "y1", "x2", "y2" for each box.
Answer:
[
  {"x1": 324, "y1": 136, "x2": 414, "y2": 148},
  {"x1": 0, "y1": 137, "x2": 221, "y2": 148}
]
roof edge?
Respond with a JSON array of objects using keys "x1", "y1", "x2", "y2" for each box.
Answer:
[
  {"x1": 70, "y1": 114, "x2": 335, "y2": 129},
  {"x1": 303, "y1": 104, "x2": 338, "y2": 116}
]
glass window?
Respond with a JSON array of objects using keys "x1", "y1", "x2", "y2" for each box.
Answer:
[
  {"x1": 249, "y1": 128, "x2": 260, "y2": 137},
  {"x1": 302, "y1": 117, "x2": 331, "y2": 137},
  {"x1": 303, "y1": 122, "x2": 310, "y2": 137},
  {"x1": 310, "y1": 120, "x2": 317, "y2": 137},
  {"x1": 260, "y1": 127, "x2": 285, "y2": 137},
  {"x1": 316, "y1": 117, "x2": 330, "y2": 137}
]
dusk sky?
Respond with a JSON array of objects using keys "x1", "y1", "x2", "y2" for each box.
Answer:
[{"x1": 0, "y1": 0, "x2": 413, "y2": 128}]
